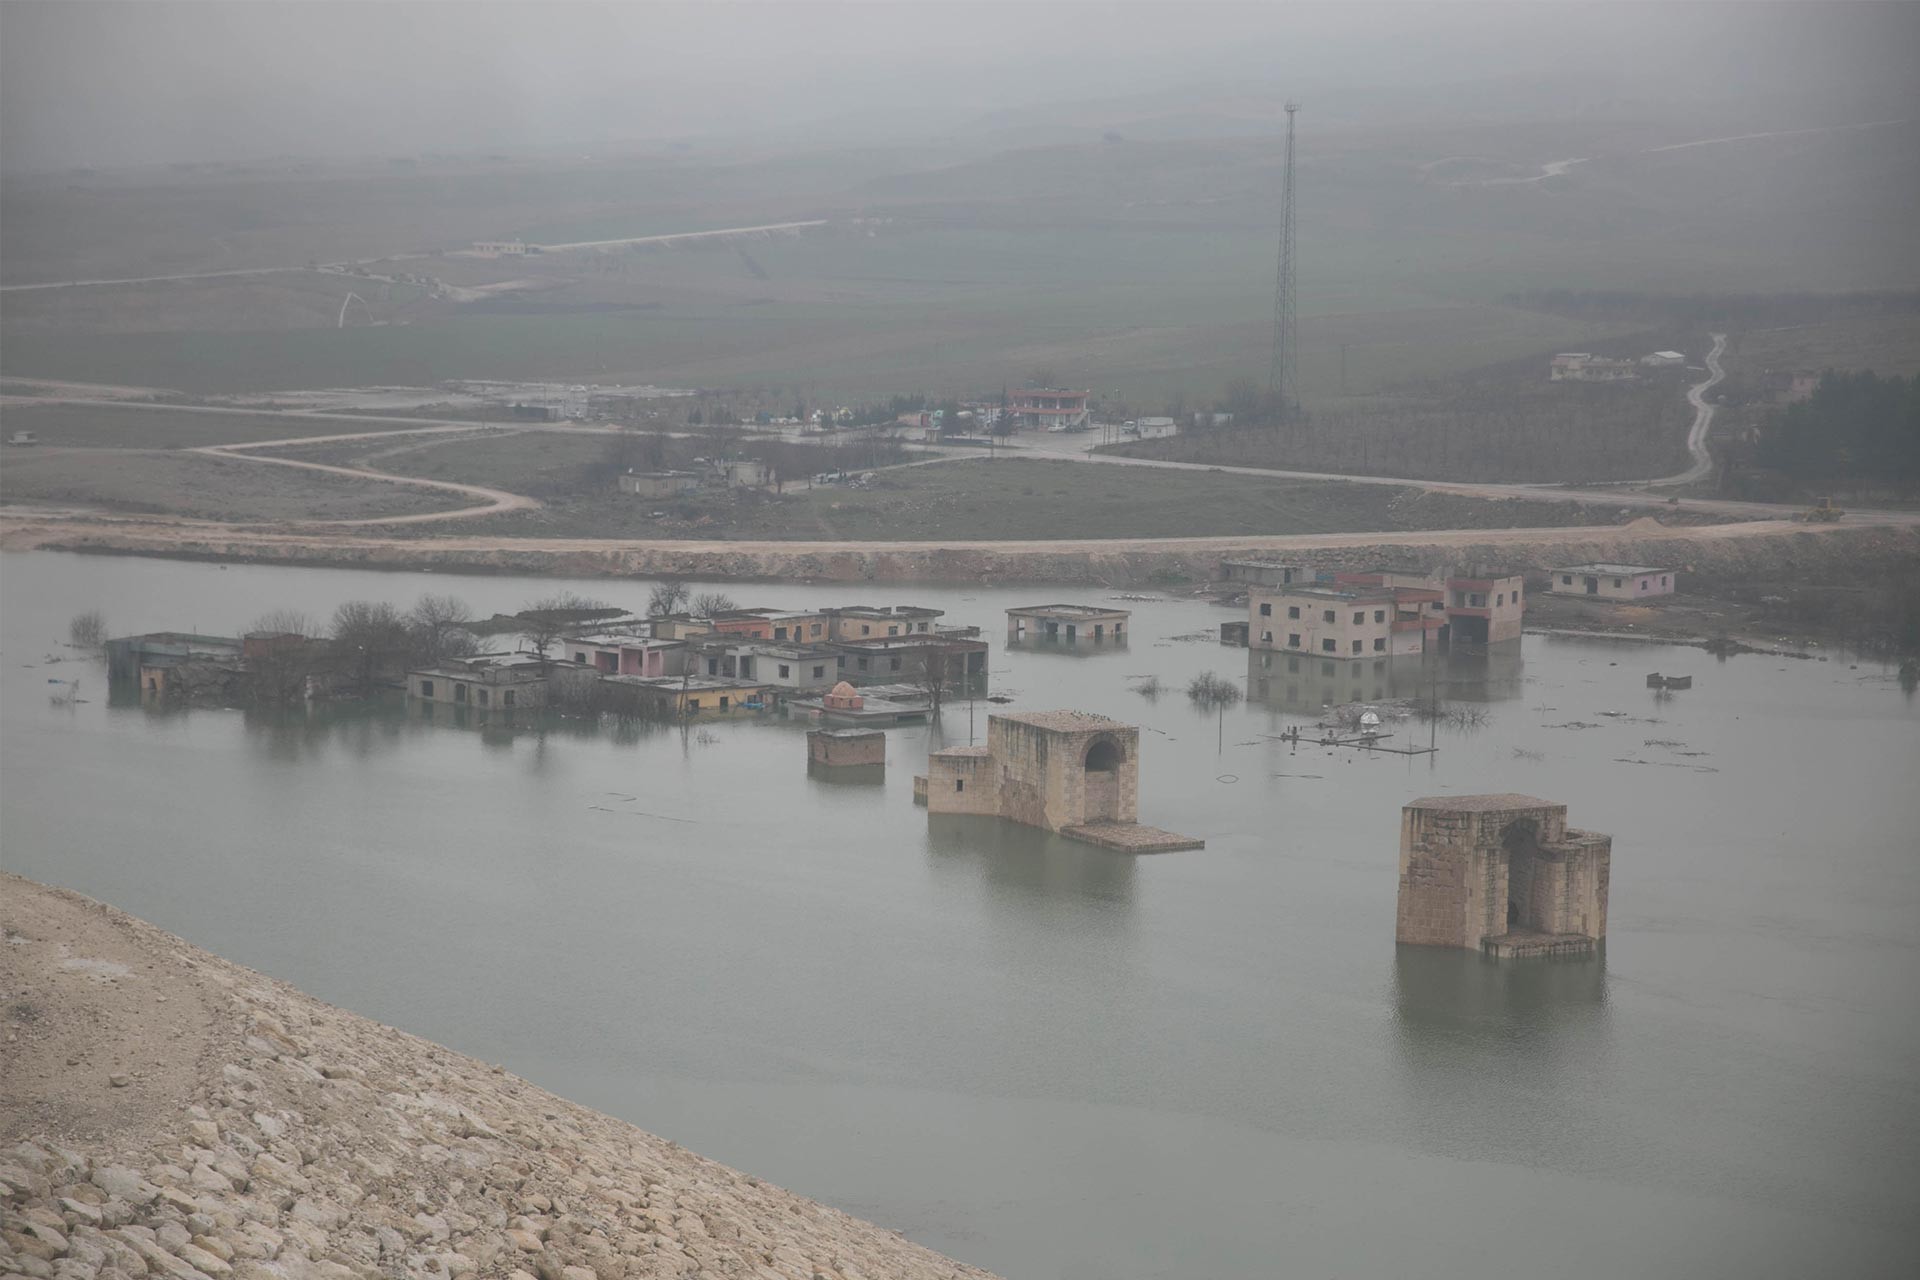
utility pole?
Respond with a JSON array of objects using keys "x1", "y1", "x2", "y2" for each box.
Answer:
[{"x1": 1267, "y1": 101, "x2": 1300, "y2": 424}]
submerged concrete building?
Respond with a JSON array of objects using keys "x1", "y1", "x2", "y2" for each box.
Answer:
[
  {"x1": 1396, "y1": 794, "x2": 1611, "y2": 959},
  {"x1": 1005, "y1": 605, "x2": 1129, "y2": 648},
  {"x1": 918, "y1": 710, "x2": 1201, "y2": 851}
]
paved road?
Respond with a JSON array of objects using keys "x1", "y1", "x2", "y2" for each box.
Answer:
[{"x1": 10, "y1": 387, "x2": 1920, "y2": 533}]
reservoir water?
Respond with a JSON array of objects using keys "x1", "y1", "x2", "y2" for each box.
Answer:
[{"x1": 2, "y1": 551, "x2": 1916, "y2": 1278}]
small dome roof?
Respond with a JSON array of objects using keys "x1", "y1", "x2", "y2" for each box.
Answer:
[{"x1": 829, "y1": 681, "x2": 858, "y2": 698}]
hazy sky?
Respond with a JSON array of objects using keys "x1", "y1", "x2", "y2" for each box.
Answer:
[{"x1": 3, "y1": 1, "x2": 1915, "y2": 171}]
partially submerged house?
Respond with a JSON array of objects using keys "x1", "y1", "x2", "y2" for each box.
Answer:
[
  {"x1": 824, "y1": 606, "x2": 943, "y2": 641},
  {"x1": 788, "y1": 680, "x2": 929, "y2": 724},
  {"x1": 830, "y1": 633, "x2": 988, "y2": 685},
  {"x1": 598, "y1": 675, "x2": 770, "y2": 717},
  {"x1": 106, "y1": 632, "x2": 245, "y2": 684},
  {"x1": 407, "y1": 653, "x2": 579, "y2": 711},
  {"x1": 1005, "y1": 604, "x2": 1129, "y2": 648},
  {"x1": 1443, "y1": 574, "x2": 1525, "y2": 645},
  {"x1": 1247, "y1": 568, "x2": 1523, "y2": 657},
  {"x1": 1546, "y1": 564, "x2": 1676, "y2": 599},
  {"x1": 562, "y1": 634, "x2": 690, "y2": 678}
]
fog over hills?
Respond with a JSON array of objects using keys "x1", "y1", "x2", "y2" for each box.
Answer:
[{"x1": 4, "y1": 2, "x2": 1916, "y2": 172}]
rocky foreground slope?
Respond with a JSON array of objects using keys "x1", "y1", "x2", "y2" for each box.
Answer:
[{"x1": 0, "y1": 875, "x2": 996, "y2": 1280}]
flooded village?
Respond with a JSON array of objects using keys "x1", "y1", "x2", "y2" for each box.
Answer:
[{"x1": 6, "y1": 5, "x2": 1919, "y2": 1277}]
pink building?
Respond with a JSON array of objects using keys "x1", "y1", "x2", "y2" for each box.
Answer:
[
  {"x1": 564, "y1": 635, "x2": 689, "y2": 677},
  {"x1": 1004, "y1": 388, "x2": 1091, "y2": 430}
]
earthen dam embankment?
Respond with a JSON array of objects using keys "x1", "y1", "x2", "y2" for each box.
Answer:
[
  {"x1": 0, "y1": 873, "x2": 998, "y2": 1280},
  {"x1": 2, "y1": 513, "x2": 1914, "y2": 588}
]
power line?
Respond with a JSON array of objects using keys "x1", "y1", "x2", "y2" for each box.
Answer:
[{"x1": 1268, "y1": 101, "x2": 1300, "y2": 423}]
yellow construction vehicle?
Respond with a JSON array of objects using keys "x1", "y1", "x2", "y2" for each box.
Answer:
[{"x1": 1801, "y1": 496, "x2": 1844, "y2": 523}]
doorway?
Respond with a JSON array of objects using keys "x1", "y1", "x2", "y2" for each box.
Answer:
[
  {"x1": 1501, "y1": 818, "x2": 1541, "y2": 932},
  {"x1": 1083, "y1": 737, "x2": 1122, "y2": 820}
]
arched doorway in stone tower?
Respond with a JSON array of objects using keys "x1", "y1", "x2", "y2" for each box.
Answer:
[
  {"x1": 1083, "y1": 736, "x2": 1123, "y2": 821},
  {"x1": 1501, "y1": 817, "x2": 1542, "y2": 932}
]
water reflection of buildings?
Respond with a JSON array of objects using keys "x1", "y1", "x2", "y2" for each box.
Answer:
[
  {"x1": 1245, "y1": 647, "x2": 1524, "y2": 714},
  {"x1": 924, "y1": 814, "x2": 1136, "y2": 908},
  {"x1": 1390, "y1": 946, "x2": 1609, "y2": 1151}
]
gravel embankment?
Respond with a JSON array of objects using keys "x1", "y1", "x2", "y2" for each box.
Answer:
[{"x1": 0, "y1": 875, "x2": 996, "y2": 1280}]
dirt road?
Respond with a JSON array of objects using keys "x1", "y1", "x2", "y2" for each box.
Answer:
[
  {"x1": 1666, "y1": 331, "x2": 1728, "y2": 486},
  {"x1": 191, "y1": 438, "x2": 538, "y2": 526}
]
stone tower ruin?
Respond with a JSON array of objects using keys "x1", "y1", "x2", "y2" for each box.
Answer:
[{"x1": 1396, "y1": 794, "x2": 1611, "y2": 959}]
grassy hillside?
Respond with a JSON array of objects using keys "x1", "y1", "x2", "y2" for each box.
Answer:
[{"x1": 3, "y1": 115, "x2": 1912, "y2": 411}]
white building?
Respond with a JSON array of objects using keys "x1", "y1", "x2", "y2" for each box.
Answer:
[{"x1": 1546, "y1": 564, "x2": 1676, "y2": 599}]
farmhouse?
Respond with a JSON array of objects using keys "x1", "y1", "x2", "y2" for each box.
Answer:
[
  {"x1": 618, "y1": 470, "x2": 703, "y2": 498},
  {"x1": 1549, "y1": 353, "x2": 1638, "y2": 382},
  {"x1": 1546, "y1": 564, "x2": 1676, "y2": 599}
]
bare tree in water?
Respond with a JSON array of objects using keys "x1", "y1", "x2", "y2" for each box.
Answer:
[
  {"x1": 407, "y1": 593, "x2": 477, "y2": 666},
  {"x1": 518, "y1": 592, "x2": 606, "y2": 666},
  {"x1": 917, "y1": 644, "x2": 951, "y2": 718},
  {"x1": 648, "y1": 581, "x2": 690, "y2": 617},
  {"x1": 246, "y1": 607, "x2": 322, "y2": 703},
  {"x1": 68, "y1": 610, "x2": 107, "y2": 649},
  {"x1": 330, "y1": 601, "x2": 409, "y2": 695}
]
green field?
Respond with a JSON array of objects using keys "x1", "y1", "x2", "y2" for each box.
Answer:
[
  {"x1": 0, "y1": 447, "x2": 464, "y2": 521},
  {"x1": 3, "y1": 114, "x2": 1914, "y2": 435},
  {"x1": 414, "y1": 457, "x2": 1637, "y2": 542},
  {"x1": 0, "y1": 402, "x2": 374, "y2": 449}
]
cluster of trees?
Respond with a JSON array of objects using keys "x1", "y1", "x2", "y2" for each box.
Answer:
[
  {"x1": 641, "y1": 581, "x2": 736, "y2": 618},
  {"x1": 1752, "y1": 370, "x2": 1920, "y2": 492},
  {"x1": 242, "y1": 591, "x2": 622, "y2": 702},
  {"x1": 843, "y1": 394, "x2": 929, "y2": 427}
]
